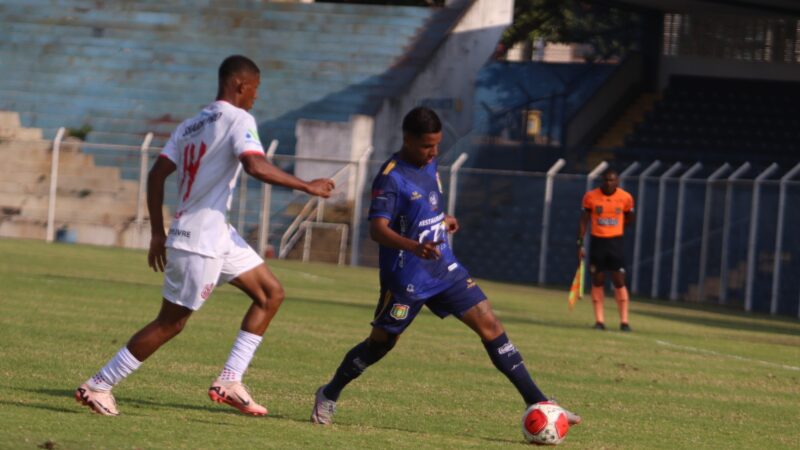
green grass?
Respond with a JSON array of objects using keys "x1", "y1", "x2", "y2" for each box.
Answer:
[{"x1": 0, "y1": 238, "x2": 799, "y2": 449}]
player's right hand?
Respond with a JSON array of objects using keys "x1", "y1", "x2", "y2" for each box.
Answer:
[
  {"x1": 413, "y1": 240, "x2": 443, "y2": 260},
  {"x1": 148, "y1": 234, "x2": 167, "y2": 272},
  {"x1": 306, "y1": 178, "x2": 335, "y2": 198}
]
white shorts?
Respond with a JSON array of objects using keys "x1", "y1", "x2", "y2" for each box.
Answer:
[{"x1": 162, "y1": 228, "x2": 263, "y2": 311}]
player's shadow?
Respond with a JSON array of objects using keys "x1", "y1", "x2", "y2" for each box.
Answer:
[
  {"x1": 0, "y1": 398, "x2": 80, "y2": 414},
  {"x1": 329, "y1": 421, "x2": 522, "y2": 446},
  {"x1": 18, "y1": 387, "x2": 237, "y2": 417},
  {"x1": 289, "y1": 295, "x2": 377, "y2": 313}
]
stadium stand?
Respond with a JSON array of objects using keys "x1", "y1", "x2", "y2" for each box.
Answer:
[
  {"x1": 611, "y1": 75, "x2": 800, "y2": 166},
  {"x1": 0, "y1": 111, "x2": 152, "y2": 246},
  {"x1": 0, "y1": 0, "x2": 437, "y2": 152}
]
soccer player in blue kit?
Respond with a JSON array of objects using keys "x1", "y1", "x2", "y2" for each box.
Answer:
[{"x1": 310, "y1": 107, "x2": 582, "y2": 428}]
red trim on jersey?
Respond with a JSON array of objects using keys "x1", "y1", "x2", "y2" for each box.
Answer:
[{"x1": 239, "y1": 150, "x2": 265, "y2": 160}]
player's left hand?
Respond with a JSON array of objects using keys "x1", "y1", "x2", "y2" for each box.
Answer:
[
  {"x1": 306, "y1": 178, "x2": 336, "y2": 198},
  {"x1": 148, "y1": 234, "x2": 167, "y2": 272},
  {"x1": 444, "y1": 215, "x2": 459, "y2": 234}
]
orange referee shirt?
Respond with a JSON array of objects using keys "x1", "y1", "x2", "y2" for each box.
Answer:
[{"x1": 582, "y1": 187, "x2": 634, "y2": 238}]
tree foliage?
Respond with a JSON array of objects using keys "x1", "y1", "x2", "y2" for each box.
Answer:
[{"x1": 502, "y1": 0, "x2": 641, "y2": 61}]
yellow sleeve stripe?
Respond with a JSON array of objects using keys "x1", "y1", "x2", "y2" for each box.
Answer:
[{"x1": 382, "y1": 160, "x2": 397, "y2": 175}]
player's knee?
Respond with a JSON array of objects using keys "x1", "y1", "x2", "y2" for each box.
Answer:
[
  {"x1": 366, "y1": 334, "x2": 397, "y2": 357},
  {"x1": 270, "y1": 284, "x2": 285, "y2": 306},
  {"x1": 252, "y1": 284, "x2": 284, "y2": 309},
  {"x1": 156, "y1": 316, "x2": 188, "y2": 337}
]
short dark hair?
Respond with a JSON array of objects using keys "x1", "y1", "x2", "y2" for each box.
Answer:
[
  {"x1": 218, "y1": 55, "x2": 260, "y2": 84},
  {"x1": 402, "y1": 107, "x2": 442, "y2": 136},
  {"x1": 603, "y1": 168, "x2": 619, "y2": 178}
]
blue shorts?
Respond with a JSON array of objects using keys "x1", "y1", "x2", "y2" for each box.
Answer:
[{"x1": 371, "y1": 276, "x2": 487, "y2": 335}]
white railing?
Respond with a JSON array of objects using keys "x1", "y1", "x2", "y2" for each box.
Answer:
[
  {"x1": 278, "y1": 162, "x2": 353, "y2": 260},
  {"x1": 4, "y1": 131, "x2": 800, "y2": 317}
]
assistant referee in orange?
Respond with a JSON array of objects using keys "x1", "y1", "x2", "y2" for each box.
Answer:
[{"x1": 577, "y1": 169, "x2": 635, "y2": 331}]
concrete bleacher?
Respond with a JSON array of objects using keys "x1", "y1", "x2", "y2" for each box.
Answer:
[
  {"x1": 0, "y1": 111, "x2": 150, "y2": 246},
  {"x1": 0, "y1": 0, "x2": 435, "y2": 151}
]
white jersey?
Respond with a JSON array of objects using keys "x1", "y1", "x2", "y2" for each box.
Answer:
[{"x1": 160, "y1": 100, "x2": 264, "y2": 257}]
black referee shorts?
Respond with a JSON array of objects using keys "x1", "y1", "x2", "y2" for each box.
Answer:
[{"x1": 589, "y1": 236, "x2": 625, "y2": 274}]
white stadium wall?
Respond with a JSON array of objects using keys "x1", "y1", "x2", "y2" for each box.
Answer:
[{"x1": 371, "y1": 0, "x2": 514, "y2": 159}]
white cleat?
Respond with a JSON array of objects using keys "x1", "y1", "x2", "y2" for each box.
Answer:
[
  {"x1": 310, "y1": 385, "x2": 337, "y2": 425},
  {"x1": 75, "y1": 383, "x2": 119, "y2": 416},
  {"x1": 208, "y1": 379, "x2": 267, "y2": 416}
]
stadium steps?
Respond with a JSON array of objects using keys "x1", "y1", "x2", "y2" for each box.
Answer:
[
  {"x1": 0, "y1": 111, "x2": 154, "y2": 246},
  {"x1": 594, "y1": 92, "x2": 660, "y2": 149},
  {"x1": 0, "y1": 0, "x2": 434, "y2": 148}
]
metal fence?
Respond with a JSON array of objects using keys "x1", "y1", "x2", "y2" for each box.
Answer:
[{"x1": 2, "y1": 129, "x2": 799, "y2": 318}]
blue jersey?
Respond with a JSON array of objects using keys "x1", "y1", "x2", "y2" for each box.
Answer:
[{"x1": 368, "y1": 153, "x2": 468, "y2": 299}]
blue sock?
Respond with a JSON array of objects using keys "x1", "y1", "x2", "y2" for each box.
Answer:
[
  {"x1": 483, "y1": 332, "x2": 548, "y2": 405},
  {"x1": 323, "y1": 339, "x2": 393, "y2": 401}
]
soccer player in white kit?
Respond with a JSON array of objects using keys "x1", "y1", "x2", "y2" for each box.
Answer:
[{"x1": 75, "y1": 55, "x2": 335, "y2": 416}]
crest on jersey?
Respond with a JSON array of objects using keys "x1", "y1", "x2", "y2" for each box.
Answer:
[
  {"x1": 429, "y1": 192, "x2": 438, "y2": 210},
  {"x1": 245, "y1": 128, "x2": 261, "y2": 144},
  {"x1": 200, "y1": 283, "x2": 215, "y2": 300},
  {"x1": 390, "y1": 304, "x2": 410, "y2": 320},
  {"x1": 595, "y1": 206, "x2": 603, "y2": 214}
]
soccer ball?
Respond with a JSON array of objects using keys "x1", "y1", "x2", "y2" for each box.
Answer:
[{"x1": 521, "y1": 402, "x2": 570, "y2": 445}]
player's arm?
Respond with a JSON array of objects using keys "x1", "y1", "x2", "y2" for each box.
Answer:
[
  {"x1": 577, "y1": 209, "x2": 591, "y2": 243},
  {"x1": 444, "y1": 215, "x2": 459, "y2": 234},
  {"x1": 369, "y1": 217, "x2": 443, "y2": 260},
  {"x1": 147, "y1": 156, "x2": 177, "y2": 272},
  {"x1": 624, "y1": 210, "x2": 635, "y2": 227},
  {"x1": 624, "y1": 194, "x2": 635, "y2": 227},
  {"x1": 577, "y1": 209, "x2": 591, "y2": 261},
  {"x1": 240, "y1": 153, "x2": 334, "y2": 197}
]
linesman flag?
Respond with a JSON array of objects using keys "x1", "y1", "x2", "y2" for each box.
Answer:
[{"x1": 568, "y1": 260, "x2": 585, "y2": 311}]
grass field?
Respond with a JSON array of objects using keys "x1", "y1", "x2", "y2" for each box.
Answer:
[{"x1": 1, "y1": 238, "x2": 799, "y2": 449}]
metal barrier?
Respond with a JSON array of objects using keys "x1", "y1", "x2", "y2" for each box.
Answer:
[{"x1": 3, "y1": 132, "x2": 800, "y2": 318}]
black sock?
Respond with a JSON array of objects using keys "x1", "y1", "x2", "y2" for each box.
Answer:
[
  {"x1": 482, "y1": 332, "x2": 548, "y2": 405},
  {"x1": 323, "y1": 338, "x2": 393, "y2": 401}
]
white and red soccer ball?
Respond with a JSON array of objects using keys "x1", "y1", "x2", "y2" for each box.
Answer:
[{"x1": 521, "y1": 401, "x2": 570, "y2": 445}]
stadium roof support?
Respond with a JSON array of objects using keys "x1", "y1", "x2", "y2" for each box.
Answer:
[
  {"x1": 581, "y1": 161, "x2": 610, "y2": 279},
  {"x1": 447, "y1": 152, "x2": 469, "y2": 251},
  {"x1": 349, "y1": 146, "x2": 374, "y2": 267},
  {"x1": 257, "y1": 140, "x2": 279, "y2": 257},
  {"x1": 770, "y1": 162, "x2": 800, "y2": 316},
  {"x1": 632, "y1": 160, "x2": 662, "y2": 294},
  {"x1": 670, "y1": 162, "x2": 703, "y2": 301},
  {"x1": 619, "y1": 162, "x2": 641, "y2": 189},
  {"x1": 45, "y1": 127, "x2": 66, "y2": 244},
  {"x1": 651, "y1": 162, "x2": 683, "y2": 298},
  {"x1": 698, "y1": 163, "x2": 731, "y2": 301},
  {"x1": 744, "y1": 163, "x2": 780, "y2": 312},
  {"x1": 539, "y1": 158, "x2": 567, "y2": 285},
  {"x1": 719, "y1": 162, "x2": 751, "y2": 304}
]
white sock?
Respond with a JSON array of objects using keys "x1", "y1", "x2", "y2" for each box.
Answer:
[
  {"x1": 219, "y1": 330, "x2": 263, "y2": 382},
  {"x1": 88, "y1": 346, "x2": 142, "y2": 391}
]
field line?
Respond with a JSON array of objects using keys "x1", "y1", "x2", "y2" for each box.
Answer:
[{"x1": 655, "y1": 339, "x2": 800, "y2": 372}]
